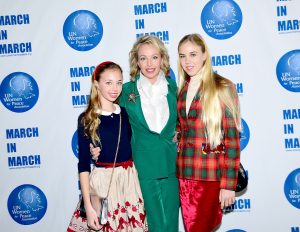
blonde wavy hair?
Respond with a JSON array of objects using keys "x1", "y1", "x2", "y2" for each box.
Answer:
[
  {"x1": 82, "y1": 61, "x2": 123, "y2": 145},
  {"x1": 177, "y1": 34, "x2": 241, "y2": 147},
  {"x1": 129, "y1": 35, "x2": 170, "y2": 80}
]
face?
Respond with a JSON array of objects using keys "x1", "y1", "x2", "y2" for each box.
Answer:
[
  {"x1": 95, "y1": 69, "x2": 123, "y2": 107},
  {"x1": 137, "y1": 44, "x2": 162, "y2": 83},
  {"x1": 179, "y1": 41, "x2": 207, "y2": 77}
]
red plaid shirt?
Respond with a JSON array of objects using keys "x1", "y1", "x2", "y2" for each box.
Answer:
[{"x1": 176, "y1": 82, "x2": 240, "y2": 190}]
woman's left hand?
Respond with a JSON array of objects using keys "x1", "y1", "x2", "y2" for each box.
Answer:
[{"x1": 219, "y1": 189, "x2": 235, "y2": 209}]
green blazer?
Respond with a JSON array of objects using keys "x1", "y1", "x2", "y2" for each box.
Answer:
[{"x1": 119, "y1": 75, "x2": 177, "y2": 180}]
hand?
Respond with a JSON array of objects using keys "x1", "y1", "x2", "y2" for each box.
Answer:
[
  {"x1": 172, "y1": 132, "x2": 179, "y2": 143},
  {"x1": 219, "y1": 189, "x2": 235, "y2": 209},
  {"x1": 86, "y1": 205, "x2": 101, "y2": 231},
  {"x1": 90, "y1": 143, "x2": 101, "y2": 161}
]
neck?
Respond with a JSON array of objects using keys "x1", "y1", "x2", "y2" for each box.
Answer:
[
  {"x1": 190, "y1": 68, "x2": 203, "y2": 79},
  {"x1": 143, "y1": 75, "x2": 158, "y2": 85},
  {"x1": 149, "y1": 77, "x2": 158, "y2": 84},
  {"x1": 140, "y1": 70, "x2": 161, "y2": 85},
  {"x1": 100, "y1": 102, "x2": 115, "y2": 112}
]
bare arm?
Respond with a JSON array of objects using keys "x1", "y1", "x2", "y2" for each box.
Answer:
[{"x1": 80, "y1": 171, "x2": 100, "y2": 230}]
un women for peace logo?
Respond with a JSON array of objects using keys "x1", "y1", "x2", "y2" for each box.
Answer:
[
  {"x1": 276, "y1": 50, "x2": 300, "y2": 92},
  {"x1": 7, "y1": 184, "x2": 47, "y2": 225},
  {"x1": 63, "y1": 10, "x2": 103, "y2": 51},
  {"x1": 227, "y1": 230, "x2": 246, "y2": 232},
  {"x1": 201, "y1": 0, "x2": 243, "y2": 40},
  {"x1": 71, "y1": 130, "x2": 79, "y2": 158},
  {"x1": 0, "y1": 72, "x2": 39, "y2": 113},
  {"x1": 284, "y1": 168, "x2": 300, "y2": 209},
  {"x1": 240, "y1": 118, "x2": 250, "y2": 151}
]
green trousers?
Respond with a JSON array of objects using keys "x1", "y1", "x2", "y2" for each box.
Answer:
[{"x1": 139, "y1": 176, "x2": 179, "y2": 232}]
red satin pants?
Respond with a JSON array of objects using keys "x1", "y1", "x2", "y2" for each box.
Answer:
[{"x1": 179, "y1": 179, "x2": 222, "y2": 232}]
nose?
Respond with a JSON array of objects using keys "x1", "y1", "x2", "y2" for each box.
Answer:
[
  {"x1": 147, "y1": 58, "x2": 152, "y2": 66},
  {"x1": 111, "y1": 83, "x2": 118, "y2": 91},
  {"x1": 184, "y1": 56, "x2": 190, "y2": 64}
]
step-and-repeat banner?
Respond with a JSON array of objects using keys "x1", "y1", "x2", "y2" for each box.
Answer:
[{"x1": 1, "y1": 1, "x2": 299, "y2": 231}]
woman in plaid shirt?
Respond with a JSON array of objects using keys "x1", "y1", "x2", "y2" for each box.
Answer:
[{"x1": 176, "y1": 34, "x2": 241, "y2": 232}]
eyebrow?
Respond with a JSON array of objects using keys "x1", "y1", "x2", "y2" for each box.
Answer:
[
  {"x1": 179, "y1": 51, "x2": 198, "y2": 55},
  {"x1": 138, "y1": 54, "x2": 160, "y2": 57}
]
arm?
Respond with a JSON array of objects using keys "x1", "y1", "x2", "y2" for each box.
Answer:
[
  {"x1": 220, "y1": 107, "x2": 240, "y2": 190},
  {"x1": 219, "y1": 107, "x2": 241, "y2": 208},
  {"x1": 77, "y1": 115, "x2": 100, "y2": 230},
  {"x1": 80, "y1": 172, "x2": 100, "y2": 230},
  {"x1": 169, "y1": 78, "x2": 180, "y2": 143}
]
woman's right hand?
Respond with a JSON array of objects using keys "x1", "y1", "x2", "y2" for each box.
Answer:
[
  {"x1": 86, "y1": 205, "x2": 101, "y2": 231},
  {"x1": 90, "y1": 143, "x2": 101, "y2": 161}
]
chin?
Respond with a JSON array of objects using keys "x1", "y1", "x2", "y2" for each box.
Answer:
[{"x1": 187, "y1": 71, "x2": 197, "y2": 76}]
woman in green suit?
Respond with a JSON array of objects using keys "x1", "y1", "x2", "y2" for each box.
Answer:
[{"x1": 119, "y1": 35, "x2": 179, "y2": 232}]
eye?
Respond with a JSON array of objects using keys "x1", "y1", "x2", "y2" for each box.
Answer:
[
  {"x1": 153, "y1": 56, "x2": 158, "y2": 60},
  {"x1": 117, "y1": 81, "x2": 123, "y2": 85},
  {"x1": 179, "y1": 54, "x2": 185, "y2": 59},
  {"x1": 106, "y1": 81, "x2": 112, "y2": 85},
  {"x1": 139, "y1": 57, "x2": 146, "y2": 61},
  {"x1": 191, "y1": 53, "x2": 197, "y2": 57}
]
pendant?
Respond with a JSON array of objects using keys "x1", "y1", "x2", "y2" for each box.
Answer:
[{"x1": 127, "y1": 89, "x2": 139, "y2": 103}]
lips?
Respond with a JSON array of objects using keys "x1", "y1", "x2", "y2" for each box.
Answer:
[
  {"x1": 109, "y1": 93, "x2": 119, "y2": 98},
  {"x1": 185, "y1": 66, "x2": 194, "y2": 72},
  {"x1": 145, "y1": 68, "x2": 156, "y2": 73}
]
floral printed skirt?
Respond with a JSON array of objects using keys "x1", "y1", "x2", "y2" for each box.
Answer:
[{"x1": 88, "y1": 163, "x2": 148, "y2": 232}]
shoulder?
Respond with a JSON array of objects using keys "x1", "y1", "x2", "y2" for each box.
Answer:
[
  {"x1": 120, "y1": 106, "x2": 131, "y2": 123},
  {"x1": 215, "y1": 73, "x2": 233, "y2": 86},
  {"x1": 78, "y1": 112, "x2": 85, "y2": 125},
  {"x1": 120, "y1": 106, "x2": 129, "y2": 116},
  {"x1": 215, "y1": 73, "x2": 236, "y2": 93},
  {"x1": 166, "y1": 77, "x2": 177, "y2": 92},
  {"x1": 122, "y1": 80, "x2": 135, "y2": 92}
]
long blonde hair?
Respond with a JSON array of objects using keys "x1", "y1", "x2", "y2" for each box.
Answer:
[
  {"x1": 177, "y1": 34, "x2": 241, "y2": 147},
  {"x1": 82, "y1": 61, "x2": 123, "y2": 145},
  {"x1": 129, "y1": 35, "x2": 170, "y2": 80}
]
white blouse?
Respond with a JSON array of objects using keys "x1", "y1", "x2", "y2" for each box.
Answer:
[{"x1": 137, "y1": 70, "x2": 169, "y2": 133}]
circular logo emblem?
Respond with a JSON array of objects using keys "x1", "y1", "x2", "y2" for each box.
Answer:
[
  {"x1": 227, "y1": 230, "x2": 246, "y2": 232},
  {"x1": 276, "y1": 49, "x2": 300, "y2": 92},
  {"x1": 63, "y1": 10, "x2": 103, "y2": 51},
  {"x1": 201, "y1": 0, "x2": 243, "y2": 40},
  {"x1": 284, "y1": 168, "x2": 300, "y2": 209},
  {"x1": 240, "y1": 118, "x2": 250, "y2": 151},
  {"x1": 71, "y1": 130, "x2": 79, "y2": 158},
  {"x1": 7, "y1": 184, "x2": 47, "y2": 225},
  {"x1": 0, "y1": 72, "x2": 39, "y2": 113}
]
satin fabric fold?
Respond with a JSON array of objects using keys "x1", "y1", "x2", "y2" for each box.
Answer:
[{"x1": 179, "y1": 179, "x2": 222, "y2": 232}]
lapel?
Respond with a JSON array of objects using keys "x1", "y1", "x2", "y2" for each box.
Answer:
[
  {"x1": 188, "y1": 89, "x2": 201, "y2": 118},
  {"x1": 126, "y1": 76, "x2": 176, "y2": 135},
  {"x1": 160, "y1": 77, "x2": 176, "y2": 135},
  {"x1": 178, "y1": 83, "x2": 188, "y2": 119},
  {"x1": 126, "y1": 77, "x2": 151, "y2": 131},
  {"x1": 178, "y1": 81, "x2": 201, "y2": 119}
]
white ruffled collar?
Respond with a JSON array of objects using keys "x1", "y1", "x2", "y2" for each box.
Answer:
[{"x1": 96, "y1": 104, "x2": 121, "y2": 116}]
